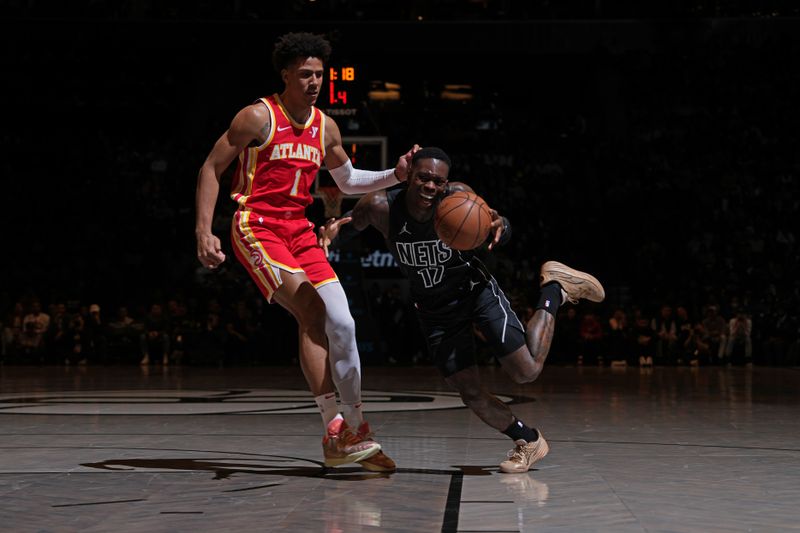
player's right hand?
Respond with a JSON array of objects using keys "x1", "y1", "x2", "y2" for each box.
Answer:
[
  {"x1": 394, "y1": 144, "x2": 421, "y2": 182},
  {"x1": 318, "y1": 216, "x2": 352, "y2": 256},
  {"x1": 487, "y1": 208, "x2": 504, "y2": 251},
  {"x1": 196, "y1": 232, "x2": 226, "y2": 269}
]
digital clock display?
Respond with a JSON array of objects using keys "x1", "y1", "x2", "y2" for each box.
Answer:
[{"x1": 328, "y1": 66, "x2": 356, "y2": 106}]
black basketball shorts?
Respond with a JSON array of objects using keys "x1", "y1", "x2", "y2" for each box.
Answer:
[{"x1": 415, "y1": 277, "x2": 526, "y2": 377}]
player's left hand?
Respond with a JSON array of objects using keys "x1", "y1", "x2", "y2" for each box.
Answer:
[
  {"x1": 488, "y1": 209, "x2": 504, "y2": 251},
  {"x1": 317, "y1": 216, "x2": 352, "y2": 256},
  {"x1": 394, "y1": 144, "x2": 421, "y2": 182}
]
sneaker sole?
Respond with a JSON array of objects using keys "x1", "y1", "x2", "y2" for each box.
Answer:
[
  {"x1": 358, "y1": 456, "x2": 397, "y2": 472},
  {"x1": 324, "y1": 444, "x2": 381, "y2": 467},
  {"x1": 541, "y1": 261, "x2": 605, "y2": 302}
]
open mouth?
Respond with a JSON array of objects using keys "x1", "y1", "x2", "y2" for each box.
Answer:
[{"x1": 419, "y1": 192, "x2": 435, "y2": 206}]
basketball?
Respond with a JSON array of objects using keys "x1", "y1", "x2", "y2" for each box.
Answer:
[{"x1": 434, "y1": 191, "x2": 493, "y2": 250}]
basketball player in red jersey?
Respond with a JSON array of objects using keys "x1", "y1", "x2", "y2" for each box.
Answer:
[
  {"x1": 195, "y1": 33, "x2": 412, "y2": 471},
  {"x1": 319, "y1": 147, "x2": 605, "y2": 473}
]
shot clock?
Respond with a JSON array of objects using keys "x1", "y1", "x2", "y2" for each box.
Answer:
[{"x1": 328, "y1": 66, "x2": 355, "y2": 106}]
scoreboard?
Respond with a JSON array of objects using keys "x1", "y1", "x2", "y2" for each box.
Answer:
[
  {"x1": 327, "y1": 66, "x2": 356, "y2": 106},
  {"x1": 324, "y1": 65, "x2": 359, "y2": 116}
]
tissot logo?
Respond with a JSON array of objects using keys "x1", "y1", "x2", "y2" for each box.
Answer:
[{"x1": 0, "y1": 389, "x2": 526, "y2": 415}]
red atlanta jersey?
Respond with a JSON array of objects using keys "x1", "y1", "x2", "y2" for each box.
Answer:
[{"x1": 230, "y1": 94, "x2": 326, "y2": 219}]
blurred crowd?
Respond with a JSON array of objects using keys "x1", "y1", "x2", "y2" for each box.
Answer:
[{"x1": 3, "y1": 291, "x2": 796, "y2": 368}]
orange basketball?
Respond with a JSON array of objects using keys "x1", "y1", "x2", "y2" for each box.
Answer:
[{"x1": 434, "y1": 191, "x2": 492, "y2": 250}]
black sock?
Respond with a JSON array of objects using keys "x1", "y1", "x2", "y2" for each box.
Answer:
[
  {"x1": 502, "y1": 418, "x2": 539, "y2": 443},
  {"x1": 536, "y1": 282, "x2": 563, "y2": 317}
]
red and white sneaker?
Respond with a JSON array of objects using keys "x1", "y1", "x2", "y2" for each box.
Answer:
[
  {"x1": 356, "y1": 421, "x2": 397, "y2": 472},
  {"x1": 322, "y1": 417, "x2": 381, "y2": 467}
]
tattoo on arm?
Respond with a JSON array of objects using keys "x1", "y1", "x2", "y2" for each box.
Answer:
[
  {"x1": 258, "y1": 120, "x2": 270, "y2": 140},
  {"x1": 247, "y1": 120, "x2": 271, "y2": 149}
]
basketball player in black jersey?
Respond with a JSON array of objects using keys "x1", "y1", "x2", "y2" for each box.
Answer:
[{"x1": 319, "y1": 147, "x2": 605, "y2": 473}]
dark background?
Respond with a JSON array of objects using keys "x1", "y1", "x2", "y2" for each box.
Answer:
[{"x1": 2, "y1": 1, "x2": 798, "y2": 366}]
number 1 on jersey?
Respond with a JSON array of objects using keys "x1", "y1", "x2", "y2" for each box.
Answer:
[{"x1": 290, "y1": 169, "x2": 302, "y2": 197}]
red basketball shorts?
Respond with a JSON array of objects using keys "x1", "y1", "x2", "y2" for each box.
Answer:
[{"x1": 230, "y1": 210, "x2": 338, "y2": 302}]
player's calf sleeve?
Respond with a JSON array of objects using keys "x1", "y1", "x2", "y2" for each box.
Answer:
[{"x1": 316, "y1": 283, "x2": 362, "y2": 406}]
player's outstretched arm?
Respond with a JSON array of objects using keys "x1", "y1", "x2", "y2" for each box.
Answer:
[
  {"x1": 195, "y1": 104, "x2": 269, "y2": 269},
  {"x1": 322, "y1": 115, "x2": 419, "y2": 194},
  {"x1": 317, "y1": 191, "x2": 390, "y2": 255}
]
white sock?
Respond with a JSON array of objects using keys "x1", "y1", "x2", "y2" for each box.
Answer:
[
  {"x1": 342, "y1": 402, "x2": 364, "y2": 430},
  {"x1": 315, "y1": 392, "x2": 339, "y2": 430}
]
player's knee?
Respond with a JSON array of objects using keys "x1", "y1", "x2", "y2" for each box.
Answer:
[
  {"x1": 456, "y1": 385, "x2": 483, "y2": 407},
  {"x1": 326, "y1": 310, "x2": 355, "y2": 343},
  {"x1": 509, "y1": 363, "x2": 543, "y2": 384}
]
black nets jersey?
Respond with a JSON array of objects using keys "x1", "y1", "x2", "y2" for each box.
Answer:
[{"x1": 386, "y1": 188, "x2": 492, "y2": 310}]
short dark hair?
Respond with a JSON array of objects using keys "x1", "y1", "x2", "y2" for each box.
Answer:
[
  {"x1": 412, "y1": 146, "x2": 452, "y2": 168},
  {"x1": 272, "y1": 32, "x2": 332, "y2": 73}
]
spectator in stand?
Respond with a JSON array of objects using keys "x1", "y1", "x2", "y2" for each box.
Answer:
[
  {"x1": 21, "y1": 300, "x2": 50, "y2": 362},
  {"x1": 684, "y1": 323, "x2": 711, "y2": 366},
  {"x1": 168, "y1": 300, "x2": 193, "y2": 365},
  {"x1": 651, "y1": 305, "x2": 677, "y2": 365},
  {"x1": 633, "y1": 310, "x2": 654, "y2": 367},
  {"x1": 674, "y1": 306, "x2": 693, "y2": 365},
  {"x1": 108, "y1": 306, "x2": 138, "y2": 362},
  {"x1": 86, "y1": 304, "x2": 107, "y2": 364},
  {"x1": 65, "y1": 312, "x2": 87, "y2": 365},
  {"x1": 2, "y1": 302, "x2": 26, "y2": 362},
  {"x1": 726, "y1": 310, "x2": 753, "y2": 365},
  {"x1": 579, "y1": 312, "x2": 604, "y2": 366},
  {"x1": 607, "y1": 308, "x2": 630, "y2": 365},
  {"x1": 702, "y1": 305, "x2": 728, "y2": 365},
  {"x1": 140, "y1": 303, "x2": 170, "y2": 366},
  {"x1": 761, "y1": 307, "x2": 790, "y2": 366},
  {"x1": 49, "y1": 303, "x2": 69, "y2": 364}
]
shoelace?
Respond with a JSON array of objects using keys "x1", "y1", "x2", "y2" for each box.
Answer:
[
  {"x1": 341, "y1": 429, "x2": 361, "y2": 445},
  {"x1": 506, "y1": 445, "x2": 526, "y2": 461},
  {"x1": 343, "y1": 428, "x2": 379, "y2": 449}
]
